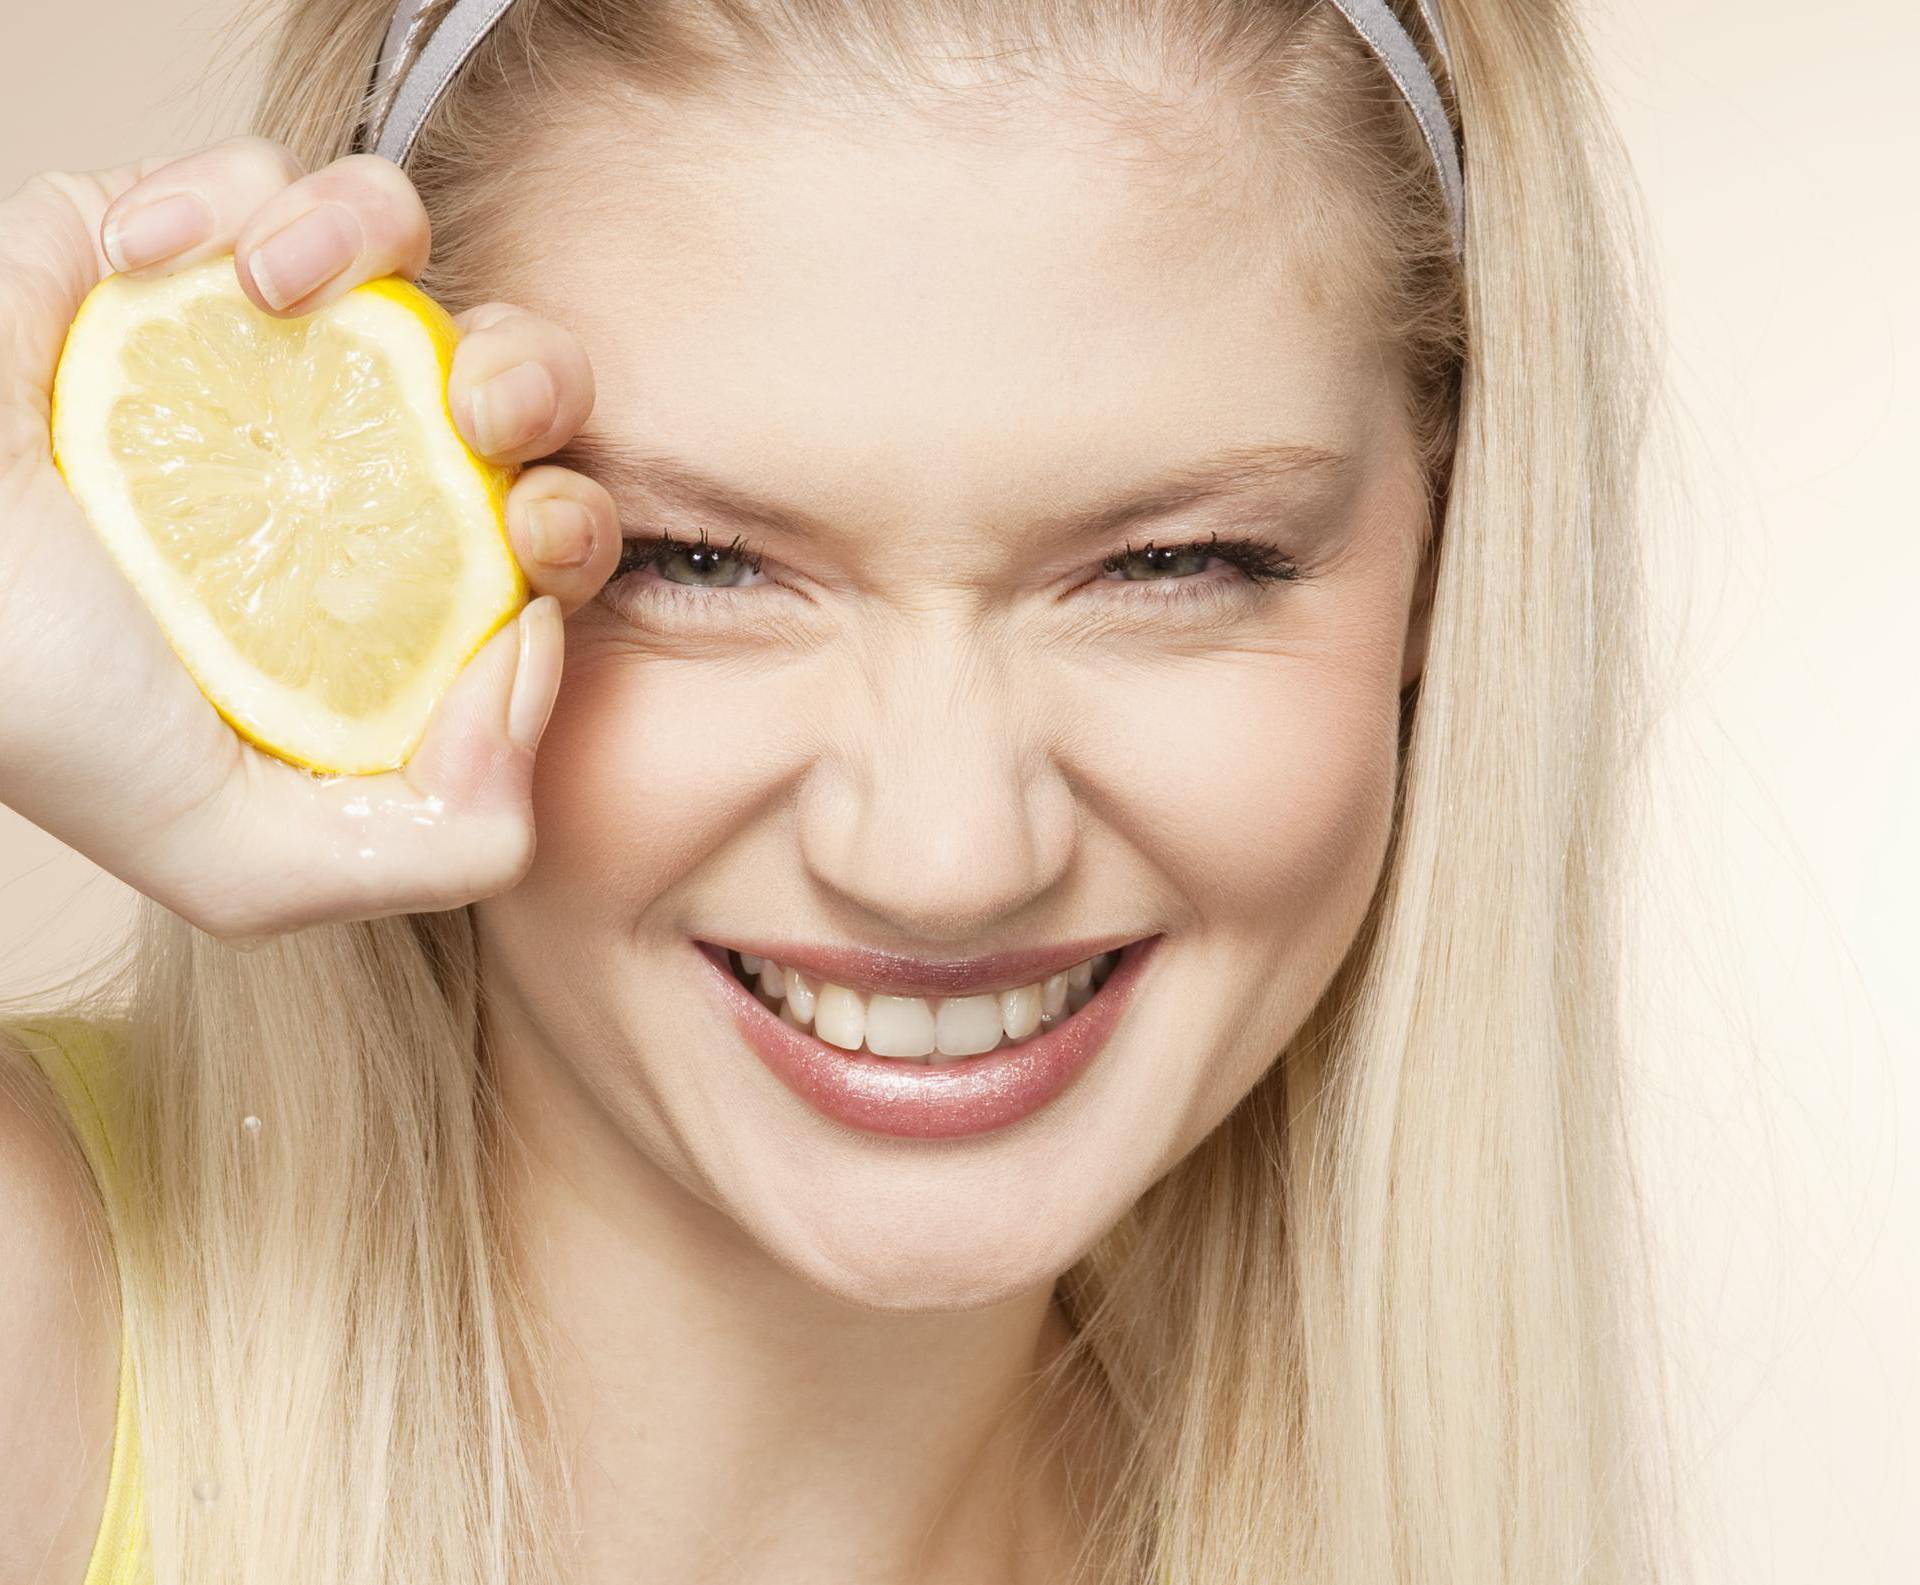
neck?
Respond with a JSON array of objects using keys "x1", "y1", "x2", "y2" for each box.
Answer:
[{"x1": 481, "y1": 987, "x2": 1095, "y2": 1585}]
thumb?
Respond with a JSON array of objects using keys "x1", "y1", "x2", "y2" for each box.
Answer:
[{"x1": 402, "y1": 595, "x2": 563, "y2": 810}]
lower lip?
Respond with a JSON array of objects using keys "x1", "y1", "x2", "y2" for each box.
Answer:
[{"x1": 690, "y1": 935, "x2": 1160, "y2": 1140}]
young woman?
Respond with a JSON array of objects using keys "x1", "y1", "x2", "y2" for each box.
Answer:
[{"x1": 0, "y1": 0, "x2": 1678, "y2": 1580}]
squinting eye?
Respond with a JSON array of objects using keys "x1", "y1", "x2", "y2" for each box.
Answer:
[
  {"x1": 599, "y1": 524, "x2": 1306, "y2": 626},
  {"x1": 1097, "y1": 532, "x2": 1300, "y2": 590}
]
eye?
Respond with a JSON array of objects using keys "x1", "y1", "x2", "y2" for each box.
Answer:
[
  {"x1": 598, "y1": 524, "x2": 1304, "y2": 626},
  {"x1": 1094, "y1": 531, "x2": 1300, "y2": 599},
  {"x1": 610, "y1": 527, "x2": 766, "y2": 591},
  {"x1": 598, "y1": 527, "x2": 774, "y2": 625}
]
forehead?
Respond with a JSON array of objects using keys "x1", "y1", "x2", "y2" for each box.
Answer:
[{"x1": 494, "y1": 96, "x2": 1405, "y2": 534}]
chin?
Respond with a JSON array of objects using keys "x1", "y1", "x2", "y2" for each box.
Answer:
[
  {"x1": 710, "y1": 1155, "x2": 1124, "y2": 1313},
  {"x1": 768, "y1": 1214, "x2": 1089, "y2": 1313}
]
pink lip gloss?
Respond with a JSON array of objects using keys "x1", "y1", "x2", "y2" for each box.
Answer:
[{"x1": 691, "y1": 934, "x2": 1159, "y2": 1139}]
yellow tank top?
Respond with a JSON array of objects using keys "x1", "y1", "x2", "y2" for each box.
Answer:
[{"x1": 8, "y1": 1015, "x2": 151, "y2": 1584}]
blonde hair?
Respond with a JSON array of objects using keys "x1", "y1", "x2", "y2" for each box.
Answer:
[{"x1": 6, "y1": 0, "x2": 1683, "y2": 1579}]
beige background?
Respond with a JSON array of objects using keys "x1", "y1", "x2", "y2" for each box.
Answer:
[{"x1": 3, "y1": 2, "x2": 1913, "y2": 1578}]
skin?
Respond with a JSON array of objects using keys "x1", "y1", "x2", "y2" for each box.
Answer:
[
  {"x1": 471, "y1": 96, "x2": 1431, "y2": 1581},
  {"x1": 0, "y1": 81, "x2": 1433, "y2": 1584}
]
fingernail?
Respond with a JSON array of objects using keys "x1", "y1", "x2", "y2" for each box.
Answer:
[
  {"x1": 469, "y1": 360, "x2": 556, "y2": 455},
  {"x1": 528, "y1": 499, "x2": 593, "y2": 568},
  {"x1": 103, "y1": 191, "x2": 216, "y2": 273},
  {"x1": 247, "y1": 201, "x2": 364, "y2": 310},
  {"x1": 507, "y1": 596, "x2": 564, "y2": 751}
]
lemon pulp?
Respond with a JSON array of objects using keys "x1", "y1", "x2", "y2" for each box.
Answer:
[{"x1": 50, "y1": 257, "x2": 525, "y2": 775}]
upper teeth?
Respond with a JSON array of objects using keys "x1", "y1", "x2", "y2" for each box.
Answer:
[{"x1": 732, "y1": 949, "x2": 1121, "y2": 1063}]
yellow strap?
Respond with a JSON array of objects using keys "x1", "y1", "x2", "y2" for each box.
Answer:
[{"x1": 6, "y1": 1017, "x2": 150, "y2": 1584}]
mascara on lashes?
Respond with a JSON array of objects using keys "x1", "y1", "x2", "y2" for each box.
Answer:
[{"x1": 606, "y1": 525, "x2": 1303, "y2": 599}]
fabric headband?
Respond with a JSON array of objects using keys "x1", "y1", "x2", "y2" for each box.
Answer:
[{"x1": 353, "y1": 0, "x2": 1465, "y2": 257}]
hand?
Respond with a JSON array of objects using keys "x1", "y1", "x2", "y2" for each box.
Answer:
[{"x1": 0, "y1": 135, "x2": 620, "y2": 945}]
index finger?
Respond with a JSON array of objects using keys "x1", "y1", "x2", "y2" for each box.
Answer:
[{"x1": 96, "y1": 134, "x2": 309, "y2": 280}]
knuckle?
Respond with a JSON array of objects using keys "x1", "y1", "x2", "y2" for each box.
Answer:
[
  {"x1": 314, "y1": 153, "x2": 431, "y2": 248},
  {"x1": 215, "y1": 133, "x2": 306, "y2": 186},
  {"x1": 18, "y1": 167, "x2": 90, "y2": 213},
  {"x1": 513, "y1": 466, "x2": 613, "y2": 544},
  {"x1": 554, "y1": 329, "x2": 596, "y2": 415},
  {"x1": 544, "y1": 468, "x2": 617, "y2": 536},
  {"x1": 537, "y1": 317, "x2": 592, "y2": 375},
  {"x1": 553, "y1": 319, "x2": 591, "y2": 364},
  {"x1": 449, "y1": 313, "x2": 531, "y2": 369},
  {"x1": 495, "y1": 330, "x2": 594, "y2": 441},
  {"x1": 330, "y1": 152, "x2": 429, "y2": 212},
  {"x1": 584, "y1": 477, "x2": 619, "y2": 537},
  {"x1": 454, "y1": 301, "x2": 524, "y2": 334},
  {"x1": 442, "y1": 817, "x2": 538, "y2": 902},
  {"x1": 132, "y1": 148, "x2": 203, "y2": 183},
  {"x1": 211, "y1": 923, "x2": 277, "y2": 954},
  {"x1": 453, "y1": 314, "x2": 593, "y2": 431},
  {"x1": 232, "y1": 154, "x2": 431, "y2": 295},
  {"x1": 493, "y1": 819, "x2": 539, "y2": 888},
  {"x1": 514, "y1": 460, "x2": 589, "y2": 495},
  {"x1": 183, "y1": 893, "x2": 274, "y2": 947}
]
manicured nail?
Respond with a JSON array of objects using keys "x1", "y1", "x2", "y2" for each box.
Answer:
[
  {"x1": 469, "y1": 360, "x2": 555, "y2": 454},
  {"x1": 247, "y1": 201, "x2": 363, "y2": 309},
  {"x1": 527, "y1": 499, "x2": 593, "y2": 568},
  {"x1": 507, "y1": 596, "x2": 564, "y2": 751},
  {"x1": 103, "y1": 191, "x2": 216, "y2": 273}
]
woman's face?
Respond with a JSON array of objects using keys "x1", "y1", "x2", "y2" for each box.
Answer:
[{"x1": 473, "y1": 95, "x2": 1431, "y2": 1307}]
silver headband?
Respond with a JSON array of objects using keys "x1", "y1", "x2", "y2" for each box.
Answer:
[{"x1": 355, "y1": 0, "x2": 1465, "y2": 256}]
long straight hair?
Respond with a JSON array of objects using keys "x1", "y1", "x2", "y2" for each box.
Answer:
[{"x1": 6, "y1": 0, "x2": 1681, "y2": 1578}]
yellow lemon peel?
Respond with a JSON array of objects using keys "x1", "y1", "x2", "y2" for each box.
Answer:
[{"x1": 50, "y1": 256, "x2": 526, "y2": 775}]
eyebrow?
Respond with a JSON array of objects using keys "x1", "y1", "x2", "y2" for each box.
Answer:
[{"x1": 546, "y1": 431, "x2": 1351, "y2": 545}]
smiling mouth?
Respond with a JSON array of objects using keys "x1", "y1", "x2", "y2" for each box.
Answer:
[{"x1": 722, "y1": 945, "x2": 1123, "y2": 1063}]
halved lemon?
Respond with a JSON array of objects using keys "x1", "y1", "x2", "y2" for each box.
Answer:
[{"x1": 49, "y1": 254, "x2": 526, "y2": 775}]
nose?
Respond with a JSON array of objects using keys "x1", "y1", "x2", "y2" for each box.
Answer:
[{"x1": 793, "y1": 620, "x2": 1077, "y2": 947}]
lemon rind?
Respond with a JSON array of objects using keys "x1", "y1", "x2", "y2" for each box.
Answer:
[{"x1": 49, "y1": 258, "x2": 527, "y2": 776}]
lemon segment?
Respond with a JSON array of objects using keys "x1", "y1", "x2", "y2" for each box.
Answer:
[{"x1": 49, "y1": 256, "x2": 526, "y2": 775}]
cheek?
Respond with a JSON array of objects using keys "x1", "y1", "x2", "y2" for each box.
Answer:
[
  {"x1": 512, "y1": 643, "x2": 788, "y2": 925},
  {"x1": 1075, "y1": 644, "x2": 1400, "y2": 946},
  {"x1": 513, "y1": 588, "x2": 1407, "y2": 956},
  {"x1": 1061, "y1": 628, "x2": 1404, "y2": 1146}
]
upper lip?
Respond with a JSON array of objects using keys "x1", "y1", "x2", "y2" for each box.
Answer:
[{"x1": 702, "y1": 933, "x2": 1153, "y2": 1000}]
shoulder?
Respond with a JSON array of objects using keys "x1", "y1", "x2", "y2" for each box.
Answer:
[{"x1": 0, "y1": 1020, "x2": 123, "y2": 1579}]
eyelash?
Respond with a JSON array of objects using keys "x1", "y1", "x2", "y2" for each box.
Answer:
[
  {"x1": 605, "y1": 525, "x2": 1302, "y2": 618},
  {"x1": 1097, "y1": 531, "x2": 1300, "y2": 590}
]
